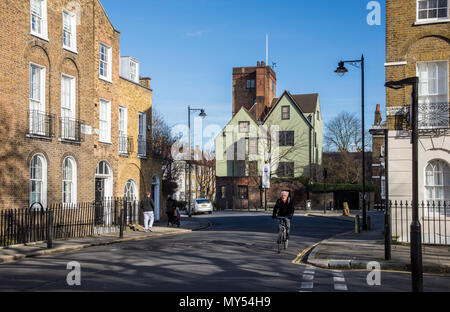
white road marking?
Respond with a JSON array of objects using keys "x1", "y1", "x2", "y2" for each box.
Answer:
[
  {"x1": 303, "y1": 274, "x2": 314, "y2": 281},
  {"x1": 332, "y1": 271, "x2": 348, "y2": 291},
  {"x1": 334, "y1": 284, "x2": 348, "y2": 291},
  {"x1": 301, "y1": 282, "x2": 314, "y2": 289},
  {"x1": 333, "y1": 277, "x2": 346, "y2": 283}
]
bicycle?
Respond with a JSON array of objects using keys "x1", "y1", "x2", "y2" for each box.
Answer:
[{"x1": 276, "y1": 216, "x2": 289, "y2": 253}]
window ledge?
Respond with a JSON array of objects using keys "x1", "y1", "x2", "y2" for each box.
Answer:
[
  {"x1": 30, "y1": 32, "x2": 49, "y2": 42},
  {"x1": 99, "y1": 141, "x2": 112, "y2": 145},
  {"x1": 414, "y1": 19, "x2": 450, "y2": 26},
  {"x1": 63, "y1": 46, "x2": 78, "y2": 54},
  {"x1": 119, "y1": 152, "x2": 129, "y2": 157},
  {"x1": 59, "y1": 138, "x2": 81, "y2": 145},
  {"x1": 99, "y1": 76, "x2": 113, "y2": 84},
  {"x1": 138, "y1": 155, "x2": 148, "y2": 159},
  {"x1": 26, "y1": 134, "x2": 52, "y2": 141}
]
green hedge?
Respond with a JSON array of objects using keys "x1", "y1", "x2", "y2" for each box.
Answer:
[{"x1": 295, "y1": 177, "x2": 376, "y2": 193}]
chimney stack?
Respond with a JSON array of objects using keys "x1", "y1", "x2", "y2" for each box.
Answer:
[{"x1": 374, "y1": 104, "x2": 382, "y2": 125}]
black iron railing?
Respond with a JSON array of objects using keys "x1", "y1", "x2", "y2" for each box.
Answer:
[
  {"x1": 60, "y1": 117, "x2": 83, "y2": 142},
  {"x1": 138, "y1": 135, "x2": 147, "y2": 157},
  {"x1": 28, "y1": 110, "x2": 55, "y2": 138},
  {"x1": 0, "y1": 198, "x2": 145, "y2": 247},
  {"x1": 119, "y1": 135, "x2": 134, "y2": 155},
  {"x1": 385, "y1": 200, "x2": 449, "y2": 246}
]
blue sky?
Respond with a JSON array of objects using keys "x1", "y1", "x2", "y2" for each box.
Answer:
[{"x1": 102, "y1": 0, "x2": 386, "y2": 147}]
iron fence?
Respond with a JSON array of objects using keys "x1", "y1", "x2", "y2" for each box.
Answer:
[
  {"x1": 0, "y1": 198, "x2": 144, "y2": 247},
  {"x1": 387, "y1": 200, "x2": 449, "y2": 246},
  {"x1": 60, "y1": 117, "x2": 83, "y2": 142},
  {"x1": 28, "y1": 110, "x2": 55, "y2": 138}
]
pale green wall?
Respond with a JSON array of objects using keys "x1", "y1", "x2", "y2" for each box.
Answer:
[
  {"x1": 265, "y1": 95, "x2": 312, "y2": 178},
  {"x1": 215, "y1": 94, "x2": 324, "y2": 179},
  {"x1": 215, "y1": 109, "x2": 260, "y2": 177}
]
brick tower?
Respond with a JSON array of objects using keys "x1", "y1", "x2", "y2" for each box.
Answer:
[{"x1": 232, "y1": 61, "x2": 277, "y2": 121}]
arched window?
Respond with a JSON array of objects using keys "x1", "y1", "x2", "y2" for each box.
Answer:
[
  {"x1": 96, "y1": 160, "x2": 110, "y2": 176},
  {"x1": 124, "y1": 179, "x2": 138, "y2": 201},
  {"x1": 62, "y1": 157, "x2": 77, "y2": 204},
  {"x1": 30, "y1": 154, "x2": 47, "y2": 207},
  {"x1": 425, "y1": 160, "x2": 450, "y2": 203}
]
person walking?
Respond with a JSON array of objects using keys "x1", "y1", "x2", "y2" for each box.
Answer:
[
  {"x1": 140, "y1": 192, "x2": 155, "y2": 232},
  {"x1": 166, "y1": 194, "x2": 176, "y2": 226}
]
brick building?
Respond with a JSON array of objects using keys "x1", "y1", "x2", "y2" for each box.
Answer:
[
  {"x1": 0, "y1": 0, "x2": 162, "y2": 219},
  {"x1": 384, "y1": 1, "x2": 449, "y2": 242},
  {"x1": 232, "y1": 61, "x2": 277, "y2": 121}
]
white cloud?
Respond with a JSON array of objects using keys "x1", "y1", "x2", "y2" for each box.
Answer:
[{"x1": 186, "y1": 31, "x2": 203, "y2": 37}]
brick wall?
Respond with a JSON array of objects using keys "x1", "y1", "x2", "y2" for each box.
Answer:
[
  {"x1": 385, "y1": 0, "x2": 450, "y2": 130},
  {"x1": 0, "y1": 0, "x2": 160, "y2": 209}
]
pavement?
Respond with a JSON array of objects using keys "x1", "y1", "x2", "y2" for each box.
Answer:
[
  {"x1": 303, "y1": 210, "x2": 450, "y2": 274},
  {"x1": 0, "y1": 216, "x2": 210, "y2": 265}
]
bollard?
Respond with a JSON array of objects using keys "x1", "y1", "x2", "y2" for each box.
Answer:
[
  {"x1": 355, "y1": 215, "x2": 360, "y2": 234},
  {"x1": 119, "y1": 209, "x2": 124, "y2": 238},
  {"x1": 47, "y1": 209, "x2": 53, "y2": 249},
  {"x1": 367, "y1": 215, "x2": 371, "y2": 231}
]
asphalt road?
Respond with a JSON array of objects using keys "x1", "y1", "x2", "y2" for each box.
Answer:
[{"x1": 0, "y1": 211, "x2": 448, "y2": 292}]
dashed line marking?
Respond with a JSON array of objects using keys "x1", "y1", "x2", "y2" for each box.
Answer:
[
  {"x1": 301, "y1": 282, "x2": 314, "y2": 289},
  {"x1": 300, "y1": 266, "x2": 316, "y2": 291},
  {"x1": 303, "y1": 274, "x2": 314, "y2": 281},
  {"x1": 334, "y1": 284, "x2": 348, "y2": 291},
  {"x1": 332, "y1": 271, "x2": 348, "y2": 291}
]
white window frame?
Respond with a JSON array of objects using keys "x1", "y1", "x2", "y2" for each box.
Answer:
[
  {"x1": 99, "y1": 99, "x2": 111, "y2": 143},
  {"x1": 119, "y1": 106, "x2": 128, "y2": 154},
  {"x1": 29, "y1": 63, "x2": 46, "y2": 136},
  {"x1": 416, "y1": 60, "x2": 449, "y2": 129},
  {"x1": 30, "y1": 154, "x2": 47, "y2": 208},
  {"x1": 62, "y1": 157, "x2": 77, "y2": 205},
  {"x1": 62, "y1": 9, "x2": 77, "y2": 53},
  {"x1": 138, "y1": 112, "x2": 147, "y2": 157},
  {"x1": 30, "y1": 0, "x2": 48, "y2": 41},
  {"x1": 61, "y1": 74, "x2": 76, "y2": 140},
  {"x1": 416, "y1": 0, "x2": 450, "y2": 24},
  {"x1": 129, "y1": 60, "x2": 139, "y2": 83},
  {"x1": 99, "y1": 43, "x2": 112, "y2": 82},
  {"x1": 424, "y1": 160, "x2": 450, "y2": 216}
]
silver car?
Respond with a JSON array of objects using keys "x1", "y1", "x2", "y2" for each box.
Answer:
[{"x1": 193, "y1": 199, "x2": 213, "y2": 215}]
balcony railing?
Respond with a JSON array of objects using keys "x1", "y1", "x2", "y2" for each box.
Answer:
[
  {"x1": 418, "y1": 101, "x2": 449, "y2": 130},
  {"x1": 119, "y1": 135, "x2": 134, "y2": 155},
  {"x1": 138, "y1": 135, "x2": 147, "y2": 157},
  {"x1": 60, "y1": 117, "x2": 82, "y2": 142},
  {"x1": 28, "y1": 110, "x2": 55, "y2": 138}
]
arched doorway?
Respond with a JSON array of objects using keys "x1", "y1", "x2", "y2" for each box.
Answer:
[
  {"x1": 124, "y1": 179, "x2": 139, "y2": 224},
  {"x1": 152, "y1": 175, "x2": 160, "y2": 221},
  {"x1": 94, "y1": 161, "x2": 113, "y2": 228}
]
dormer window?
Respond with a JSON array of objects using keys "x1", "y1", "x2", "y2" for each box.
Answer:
[{"x1": 120, "y1": 56, "x2": 140, "y2": 83}]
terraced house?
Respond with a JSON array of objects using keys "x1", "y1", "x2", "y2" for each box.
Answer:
[
  {"x1": 215, "y1": 62, "x2": 323, "y2": 210},
  {"x1": 0, "y1": 0, "x2": 162, "y2": 220},
  {"x1": 384, "y1": 0, "x2": 449, "y2": 243}
]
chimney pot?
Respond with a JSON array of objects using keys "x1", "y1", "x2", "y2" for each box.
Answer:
[{"x1": 257, "y1": 61, "x2": 261, "y2": 66}]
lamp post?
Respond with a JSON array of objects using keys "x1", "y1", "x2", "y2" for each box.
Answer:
[
  {"x1": 335, "y1": 55, "x2": 367, "y2": 230},
  {"x1": 379, "y1": 130, "x2": 391, "y2": 260},
  {"x1": 385, "y1": 77, "x2": 423, "y2": 292},
  {"x1": 187, "y1": 106, "x2": 207, "y2": 218}
]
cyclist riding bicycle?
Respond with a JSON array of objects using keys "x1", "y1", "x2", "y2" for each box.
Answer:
[{"x1": 272, "y1": 191, "x2": 294, "y2": 239}]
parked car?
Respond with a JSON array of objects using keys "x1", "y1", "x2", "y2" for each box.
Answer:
[{"x1": 193, "y1": 199, "x2": 213, "y2": 215}]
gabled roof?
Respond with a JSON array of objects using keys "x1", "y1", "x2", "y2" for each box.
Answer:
[
  {"x1": 97, "y1": 0, "x2": 120, "y2": 33},
  {"x1": 214, "y1": 106, "x2": 259, "y2": 141},
  {"x1": 264, "y1": 90, "x2": 315, "y2": 128},
  {"x1": 270, "y1": 92, "x2": 319, "y2": 114}
]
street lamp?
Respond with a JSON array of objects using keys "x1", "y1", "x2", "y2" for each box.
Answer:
[
  {"x1": 385, "y1": 77, "x2": 423, "y2": 293},
  {"x1": 187, "y1": 106, "x2": 207, "y2": 218},
  {"x1": 334, "y1": 55, "x2": 367, "y2": 230}
]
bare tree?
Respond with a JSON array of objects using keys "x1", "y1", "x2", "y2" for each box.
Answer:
[
  {"x1": 151, "y1": 109, "x2": 183, "y2": 196},
  {"x1": 324, "y1": 111, "x2": 372, "y2": 153}
]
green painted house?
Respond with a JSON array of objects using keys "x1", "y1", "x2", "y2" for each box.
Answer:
[{"x1": 215, "y1": 90, "x2": 323, "y2": 210}]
